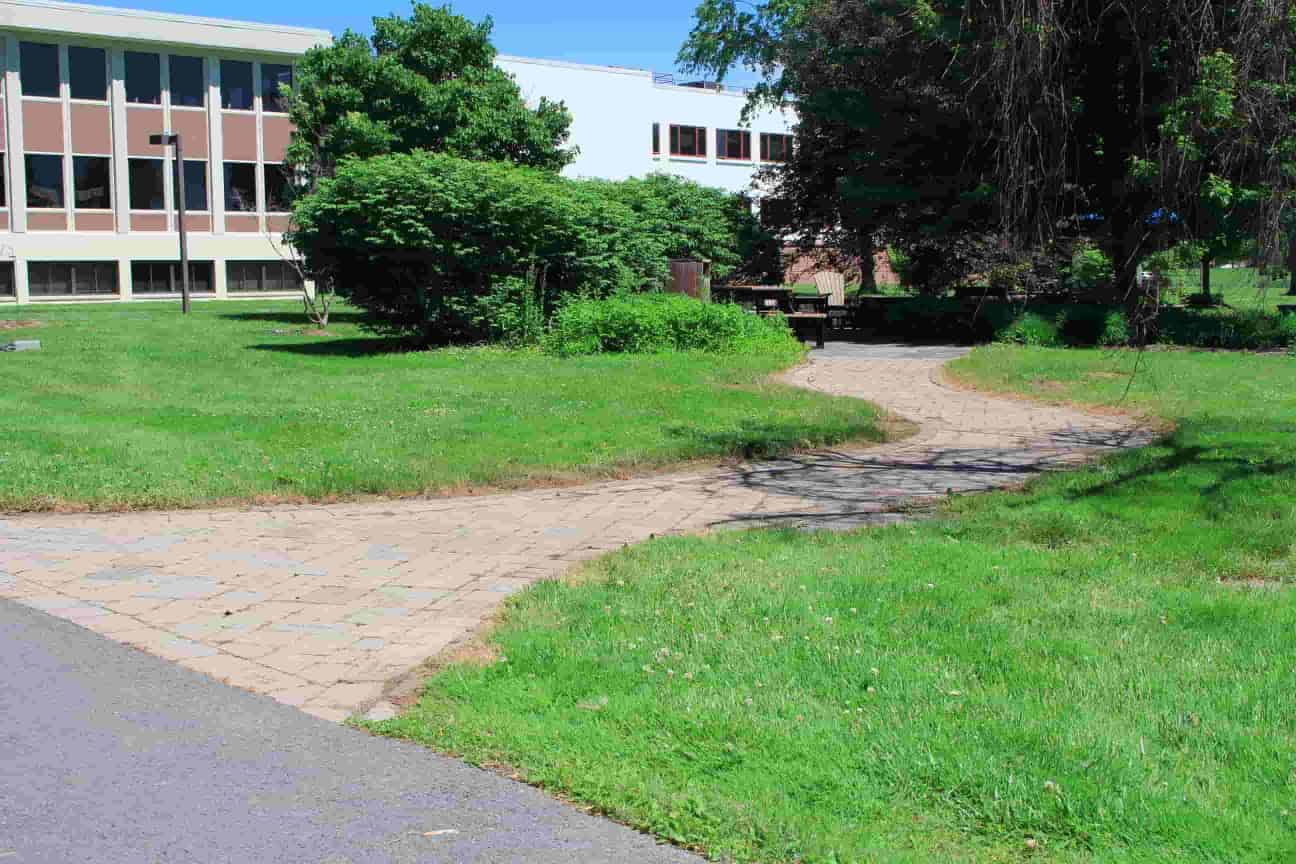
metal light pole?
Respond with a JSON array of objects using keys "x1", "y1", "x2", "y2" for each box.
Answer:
[{"x1": 149, "y1": 132, "x2": 190, "y2": 314}]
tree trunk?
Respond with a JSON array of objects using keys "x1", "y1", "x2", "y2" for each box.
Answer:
[
  {"x1": 856, "y1": 231, "x2": 877, "y2": 294},
  {"x1": 1288, "y1": 231, "x2": 1296, "y2": 295},
  {"x1": 1201, "y1": 256, "x2": 1211, "y2": 300}
]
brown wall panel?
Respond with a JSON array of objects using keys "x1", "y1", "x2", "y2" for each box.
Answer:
[
  {"x1": 181, "y1": 214, "x2": 211, "y2": 232},
  {"x1": 265, "y1": 214, "x2": 290, "y2": 233},
  {"x1": 71, "y1": 103, "x2": 112, "y2": 155},
  {"x1": 0, "y1": 212, "x2": 9, "y2": 231},
  {"x1": 23, "y1": 101, "x2": 63, "y2": 152},
  {"x1": 130, "y1": 213, "x2": 167, "y2": 231},
  {"x1": 74, "y1": 212, "x2": 115, "y2": 231},
  {"x1": 127, "y1": 106, "x2": 166, "y2": 156},
  {"x1": 170, "y1": 109, "x2": 208, "y2": 158},
  {"x1": 221, "y1": 113, "x2": 257, "y2": 161},
  {"x1": 262, "y1": 116, "x2": 293, "y2": 163},
  {"x1": 225, "y1": 213, "x2": 259, "y2": 233},
  {"x1": 27, "y1": 211, "x2": 68, "y2": 231}
]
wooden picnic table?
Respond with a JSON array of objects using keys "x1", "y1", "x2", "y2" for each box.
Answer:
[{"x1": 713, "y1": 284, "x2": 796, "y2": 313}]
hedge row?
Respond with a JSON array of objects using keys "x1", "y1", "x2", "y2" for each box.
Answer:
[{"x1": 871, "y1": 298, "x2": 1296, "y2": 350}]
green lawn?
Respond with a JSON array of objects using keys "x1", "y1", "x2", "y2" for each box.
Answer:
[
  {"x1": 378, "y1": 345, "x2": 1296, "y2": 863},
  {"x1": 1168, "y1": 266, "x2": 1293, "y2": 310},
  {"x1": 0, "y1": 301, "x2": 882, "y2": 510}
]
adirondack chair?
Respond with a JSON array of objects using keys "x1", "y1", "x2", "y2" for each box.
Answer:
[{"x1": 813, "y1": 271, "x2": 849, "y2": 329}]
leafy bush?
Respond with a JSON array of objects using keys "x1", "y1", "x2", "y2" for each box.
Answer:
[
  {"x1": 291, "y1": 154, "x2": 770, "y2": 344},
  {"x1": 995, "y1": 312, "x2": 1064, "y2": 347},
  {"x1": 1157, "y1": 307, "x2": 1295, "y2": 350},
  {"x1": 1100, "y1": 310, "x2": 1132, "y2": 346},
  {"x1": 543, "y1": 293, "x2": 802, "y2": 357},
  {"x1": 1068, "y1": 243, "x2": 1115, "y2": 293}
]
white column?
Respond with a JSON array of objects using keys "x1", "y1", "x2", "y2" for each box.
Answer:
[
  {"x1": 253, "y1": 60, "x2": 265, "y2": 234},
  {"x1": 109, "y1": 47, "x2": 129, "y2": 236},
  {"x1": 206, "y1": 55, "x2": 223, "y2": 236},
  {"x1": 58, "y1": 44, "x2": 73, "y2": 228},
  {"x1": 159, "y1": 53, "x2": 174, "y2": 232}
]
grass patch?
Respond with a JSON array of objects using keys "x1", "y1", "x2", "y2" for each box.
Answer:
[
  {"x1": 0, "y1": 301, "x2": 882, "y2": 511},
  {"x1": 1167, "y1": 267, "x2": 1292, "y2": 310},
  {"x1": 377, "y1": 345, "x2": 1296, "y2": 863}
]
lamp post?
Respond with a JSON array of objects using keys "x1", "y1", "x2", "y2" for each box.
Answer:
[{"x1": 149, "y1": 132, "x2": 190, "y2": 314}]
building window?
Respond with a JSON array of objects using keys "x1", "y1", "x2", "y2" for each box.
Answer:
[
  {"x1": 20, "y1": 42, "x2": 60, "y2": 98},
  {"x1": 25, "y1": 154, "x2": 64, "y2": 208},
  {"x1": 760, "y1": 133, "x2": 793, "y2": 163},
  {"x1": 224, "y1": 162, "x2": 257, "y2": 212},
  {"x1": 716, "y1": 129, "x2": 752, "y2": 160},
  {"x1": 131, "y1": 261, "x2": 214, "y2": 294},
  {"x1": 68, "y1": 46, "x2": 107, "y2": 101},
  {"x1": 73, "y1": 156, "x2": 112, "y2": 209},
  {"x1": 128, "y1": 158, "x2": 165, "y2": 210},
  {"x1": 28, "y1": 261, "x2": 118, "y2": 297},
  {"x1": 652, "y1": 123, "x2": 660, "y2": 155},
  {"x1": 261, "y1": 63, "x2": 293, "y2": 113},
  {"x1": 226, "y1": 260, "x2": 303, "y2": 293},
  {"x1": 263, "y1": 164, "x2": 293, "y2": 212},
  {"x1": 0, "y1": 263, "x2": 14, "y2": 297},
  {"x1": 0, "y1": 154, "x2": 6, "y2": 208},
  {"x1": 669, "y1": 124, "x2": 707, "y2": 158},
  {"x1": 125, "y1": 52, "x2": 161, "y2": 104},
  {"x1": 182, "y1": 161, "x2": 208, "y2": 211},
  {"x1": 221, "y1": 60, "x2": 254, "y2": 110},
  {"x1": 170, "y1": 55, "x2": 205, "y2": 107}
]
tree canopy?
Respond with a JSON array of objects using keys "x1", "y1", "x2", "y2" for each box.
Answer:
[
  {"x1": 285, "y1": 3, "x2": 575, "y2": 179},
  {"x1": 681, "y1": 0, "x2": 1296, "y2": 299}
]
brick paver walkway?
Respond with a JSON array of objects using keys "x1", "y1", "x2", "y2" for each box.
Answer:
[{"x1": 0, "y1": 344, "x2": 1154, "y2": 720}]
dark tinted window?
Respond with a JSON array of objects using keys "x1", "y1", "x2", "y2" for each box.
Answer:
[
  {"x1": 29, "y1": 261, "x2": 118, "y2": 297},
  {"x1": 717, "y1": 129, "x2": 751, "y2": 160},
  {"x1": 670, "y1": 125, "x2": 706, "y2": 157},
  {"x1": 0, "y1": 263, "x2": 14, "y2": 297},
  {"x1": 170, "y1": 55, "x2": 205, "y2": 107},
  {"x1": 182, "y1": 161, "x2": 208, "y2": 210},
  {"x1": 131, "y1": 261, "x2": 213, "y2": 294},
  {"x1": 652, "y1": 123, "x2": 659, "y2": 154},
  {"x1": 227, "y1": 261, "x2": 302, "y2": 293},
  {"x1": 760, "y1": 133, "x2": 792, "y2": 162},
  {"x1": 129, "y1": 158, "x2": 165, "y2": 210},
  {"x1": 25, "y1": 154, "x2": 64, "y2": 208},
  {"x1": 263, "y1": 164, "x2": 292, "y2": 211},
  {"x1": 73, "y1": 156, "x2": 112, "y2": 209},
  {"x1": 125, "y1": 51, "x2": 161, "y2": 104},
  {"x1": 220, "y1": 60, "x2": 254, "y2": 110},
  {"x1": 224, "y1": 162, "x2": 257, "y2": 211},
  {"x1": 0, "y1": 156, "x2": 6, "y2": 208},
  {"x1": 20, "y1": 42, "x2": 59, "y2": 98},
  {"x1": 260, "y1": 63, "x2": 292, "y2": 113},
  {"x1": 68, "y1": 46, "x2": 106, "y2": 100}
]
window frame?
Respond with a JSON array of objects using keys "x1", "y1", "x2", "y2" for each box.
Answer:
[
  {"x1": 131, "y1": 260, "x2": 215, "y2": 295},
  {"x1": 169, "y1": 55, "x2": 206, "y2": 108},
  {"x1": 27, "y1": 261, "x2": 119, "y2": 298},
  {"x1": 19, "y1": 41, "x2": 60, "y2": 99},
  {"x1": 72, "y1": 155, "x2": 113, "y2": 210},
  {"x1": 25, "y1": 153, "x2": 65, "y2": 210},
  {"x1": 67, "y1": 45, "x2": 108, "y2": 102},
  {"x1": 127, "y1": 157, "x2": 166, "y2": 211},
  {"x1": 651, "y1": 122, "x2": 660, "y2": 155},
  {"x1": 226, "y1": 260, "x2": 304, "y2": 294},
  {"x1": 262, "y1": 163, "x2": 293, "y2": 212},
  {"x1": 220, "y1": 60, "x2": 255, "y2": 111},
  {"x1": 223, "y1": 161, "x2": 258, "y2": 212},
  {"x1": 260, "y1": 63, "x2": 293, "y2": 114},
  {"x1": 124, "y1": 51, "x2": 162, "y2": 105},
  {"x1": 760, "y1": 132, "x2": 793, "y2": 163},
  {"x1": 669, "y1": 124, "x2": 707, "y2": 158},
  {"x1": 0, "y1": 262, "x2": 15, "y2": 298},
  {"x1": 181, "y1": 160, "x2": 209, "y2": 212},
  {"x1": 716, "y1": 128, "x2": 752, "y2": 161}
]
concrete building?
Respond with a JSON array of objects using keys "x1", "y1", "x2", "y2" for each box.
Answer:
[
  {"x1": 0, "y1": 0, "x2": 330, "y2": 304},
  {"x1": 497, "y1": 55, "x2": 795, "y2": 195}
]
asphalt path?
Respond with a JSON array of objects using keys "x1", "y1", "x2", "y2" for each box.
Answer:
[{"x1": 0, "y1": 599, "x2": 698, "y2": 863}]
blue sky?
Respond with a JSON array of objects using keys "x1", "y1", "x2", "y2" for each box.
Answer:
[{"x1": 83, "y1": 0, "x2": 745, "y2": 81}]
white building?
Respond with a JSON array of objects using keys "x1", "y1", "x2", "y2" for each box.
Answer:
[{"x1": 497, "y1": 55, "x2": 795, "y2": 195}]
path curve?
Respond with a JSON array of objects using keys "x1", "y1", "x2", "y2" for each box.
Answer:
[{"x1": 0, "y1": 344, "x2": 1154, "y2": 720}]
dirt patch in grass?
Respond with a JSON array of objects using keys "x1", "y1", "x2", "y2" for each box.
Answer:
[{"x1": 0, "y1": 320, "x2": 42, "y2": 331}]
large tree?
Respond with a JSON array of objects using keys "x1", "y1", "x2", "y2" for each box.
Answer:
[
  {"x1": 285, "y1": 3, "x2": 575, "y2": 181},
  {"x1": 682, "y1": 0, "x2": 1296, "y2": 300}
]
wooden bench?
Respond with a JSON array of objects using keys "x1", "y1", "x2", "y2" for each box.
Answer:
[{"x1": 784, "y1": 312, "x2": 828, "y2": 349}]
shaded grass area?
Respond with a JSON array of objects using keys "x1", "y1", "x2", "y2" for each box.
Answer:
[
  {"x1": 0, "y1": 301, "x2": 882, "y2": 510},
  {"x1": 377, "y1": 346, "x2": 1296, "y2": 863},
  {"x1": 1168, "y1": 267, "x2": 1292, "y2": 310}
]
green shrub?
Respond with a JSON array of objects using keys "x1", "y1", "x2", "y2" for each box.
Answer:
[
  {"x1": 291, "y1": 154, "x2": 769, "y2": 344},
  {"x1": 1068, "y1": 244, "x2": 1115, "y2": 293},
  {"x1": 1157, "y1": 307, "x2": 1294, "y2": 350},
  {"x1": 995, "y1": 312, "x2": 1064, "y2": 347},
  {"x1": 1100, "y1": 310, "x2": 1132, "y2": 346},
  {"x1": 543, "y1": 293, "x2": 802, "y2": 357}
]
